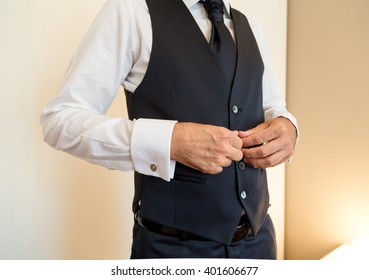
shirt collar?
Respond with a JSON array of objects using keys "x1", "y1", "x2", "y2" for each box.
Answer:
[{"x1": 183, "y1": 0, "x2": 231, "y2": 17}]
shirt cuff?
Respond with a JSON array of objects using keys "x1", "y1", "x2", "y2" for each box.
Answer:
[{"x1": 131, "y1": 118, "x2": 177, "y2": 182}]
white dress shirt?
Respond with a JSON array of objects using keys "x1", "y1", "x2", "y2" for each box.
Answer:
[{"x1": 41, "y1": 0, "x2": 297, "y2": 181}]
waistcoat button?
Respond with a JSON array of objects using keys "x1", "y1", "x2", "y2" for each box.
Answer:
[
  {"x1": 232, "y1": 105, "x2": 239, "y2": 114},
  {"x1": 238, "y1": 161, "x2": 246, "y2": 170},
  {"x1": 240, "y1": 191, "x2": 247, "y2": 200}
]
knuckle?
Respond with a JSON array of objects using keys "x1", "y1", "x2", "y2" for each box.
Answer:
[
  {"x1": 274, "y1": 123, "x2": 287, "y2": 136},
  {"x1": 219, "y1": 142, "x2": 229, "y2": 152},
  {"x1": 256, "y1": 148, "x2": 268, "y2": 158},
  {"x1": 218, "y1": 127, "x2": 230, "y2": 137},
  {"x1": 215, "y1": 156, "x2": 227, "y2": 166},
  {"x1": 279, "y1": 122, "x2": 288, "y2": 133},
  {"x1": 235, "y1": 137, "x2": 243, "y2": 149},
  {"x1": 236, "y1": 150, "x2": 244, "y2": 161},
  {"x1": 201, "y1": 166, "x2": 212, "y2": 174},
  {"x1": 211, "y1": 166, "x2": 223, "y2": 174},
  {"x1": 264, "y1": 158, "x2": 274, "y2": 167},
  {"x1": 253, "y1": 135, "x2": 266, "y2": 145},
  {"x1": 204, "y1": 163, "x2": 223, "y2": 174}
]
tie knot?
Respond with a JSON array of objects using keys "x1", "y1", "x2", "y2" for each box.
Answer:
[{"x1": 201, "y1": 0, "x2": 225, "y2": 22}]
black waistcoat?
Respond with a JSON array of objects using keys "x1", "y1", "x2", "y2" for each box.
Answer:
[{"x1": 125, "y1": 0, "x2": 269, "y2": 244}]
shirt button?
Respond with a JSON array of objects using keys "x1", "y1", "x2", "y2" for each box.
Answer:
[
  {"x1": 150, "y1": 164, "x2": 157, "y2": 172},
  {"x1": 238, "y1": 161, "x2": 246, "y2": 170},
  {"x1": 240, "y1": 191, "x2": 247, "y2": 200},
  {"x1": 232, "y1": 105, "x2": 239, "y2": 114}
]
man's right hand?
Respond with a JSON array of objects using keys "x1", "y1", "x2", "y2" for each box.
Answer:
[{"x1": 170, "y1": 122, "x2": 243, "y2": 174}]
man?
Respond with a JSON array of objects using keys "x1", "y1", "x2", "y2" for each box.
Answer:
[{"x1": 41, "y1": 0, "x2": 297, "y2": 259}]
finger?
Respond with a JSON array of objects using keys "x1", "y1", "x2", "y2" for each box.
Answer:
[
  {"x1": 244, "y1": 152, "x2": 290, "y2": 169},
  {"x1": 243, "y1": 145, "x2": 291, "y2": 169},
  {"x1": 227, "y1": 147, "x2": 243, "y2": 162},
  {"x1": 206, "y1": 157, "x2": 232, "y2": 174},
  {"x1": 238, "y1": 123, "x2": 267, "y2": 138},
  {"x1": 242, "y1": 135, "x2": 273, "y2": 150},
  {"x1": 205, "y1": 165, "x2": 224, "y2": 175},
  {"x1": 242, "y1": 140, "x2": 276, "y2": 159},
  {"x1": 230, "y1": 135, "x2": 243, "y2": 150},
  {"x1": 241, "y1": 129, "x2": 278, "y2": 149},
  {"x1": 219, "y1": 157, "x2": 233, "y2": 168}
]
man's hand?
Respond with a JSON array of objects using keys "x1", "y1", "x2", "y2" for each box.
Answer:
[
  {"x1": 171, "y1": 122, "x2": 243, "y2": 174},
  {"x1": 239, "y1": 117, "x2": 297, "y2": 169}
]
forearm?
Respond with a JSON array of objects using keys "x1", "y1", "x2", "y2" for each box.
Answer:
[{"x1": 41, "y1": 106, "x2": 135, "y2": 171}]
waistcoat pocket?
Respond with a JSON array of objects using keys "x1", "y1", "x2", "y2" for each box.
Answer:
[{"x1": 173, "y1": 163, "x2": 207, "y2": 184}]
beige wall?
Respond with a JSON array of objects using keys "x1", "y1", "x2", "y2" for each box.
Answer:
[
  {"x1": 286, "y1": 0, "x2": 369, "y2": 259},
  {"x1": 0, "y1": 0, "x2": 287, "y2": 259}
]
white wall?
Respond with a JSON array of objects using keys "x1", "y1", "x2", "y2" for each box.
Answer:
[{"x1": 0, "y1": 0, "x2": 287, "y2": 259}]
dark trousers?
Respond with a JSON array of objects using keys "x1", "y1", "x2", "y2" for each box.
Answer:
[{"x1": 130, "y1": 214, "x2": 276, "y2": 259}]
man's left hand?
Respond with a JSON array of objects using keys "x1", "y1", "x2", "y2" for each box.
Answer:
[{"x1": 239, "y1": 117, "x2": 297, "y2": 169}]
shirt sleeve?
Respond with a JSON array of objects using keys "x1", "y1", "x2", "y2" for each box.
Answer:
[
  {"x1": 40, "y1": 0, "x2": 176, "y2": 181},
  {"x1": 248, "y1": 16, "x2": 299, "y2": 134}
]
